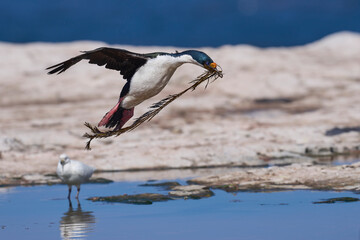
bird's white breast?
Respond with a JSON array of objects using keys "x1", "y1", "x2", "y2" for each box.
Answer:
[
  {"x1": 121, "y1": 55, "x2": 192, "y2": 108},
  {"x1": 57, "y1": 160, "x2": 94, "y2": 185}
]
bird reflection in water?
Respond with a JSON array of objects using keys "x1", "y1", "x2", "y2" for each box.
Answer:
[{"x1": 59, "y1": 199, "x2": 95, "y2": 240}]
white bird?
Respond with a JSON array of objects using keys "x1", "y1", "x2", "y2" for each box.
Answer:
[{"x1": 57, "y1": 154, "x2": 95, "y2": 199}]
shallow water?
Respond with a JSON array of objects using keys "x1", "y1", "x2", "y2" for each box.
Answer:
[{"x1": 1, "y1": 181, "x2": 360, "y2": 240}]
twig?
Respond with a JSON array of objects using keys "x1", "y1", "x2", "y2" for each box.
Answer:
[{"x1": 83, "y1": 67, "x2": 223, "y2": 150}]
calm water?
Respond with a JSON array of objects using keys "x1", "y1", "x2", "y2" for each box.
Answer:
[
  {"x1": 1, "y1": 181, "x2": 360, "y2": 240},
  {"x1": 1, "y1": 0, "x2": 360, "y2": 47}
]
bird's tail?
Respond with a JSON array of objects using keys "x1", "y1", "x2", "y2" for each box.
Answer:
[{"x1": 98, "y1": 100, "x2": 134, "y2": 130}]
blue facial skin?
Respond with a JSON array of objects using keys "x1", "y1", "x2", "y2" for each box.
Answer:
[{"x1": 175, "y1": 50, "x2": 215, "y2": 67}]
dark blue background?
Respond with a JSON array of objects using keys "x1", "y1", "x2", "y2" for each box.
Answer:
[{"x1": 1, "y1": 0, "x2": 359, "y2": 47}]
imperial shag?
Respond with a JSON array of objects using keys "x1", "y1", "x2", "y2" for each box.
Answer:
[{"x1": 47, "y1": 48, "x2": 219, "y2": 130}]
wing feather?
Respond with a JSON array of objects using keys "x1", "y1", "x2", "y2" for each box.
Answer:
[{"x1": 46, "y1": 47, "x2": 149, "y2": 81}]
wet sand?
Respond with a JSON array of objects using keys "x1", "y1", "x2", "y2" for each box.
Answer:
[{"x1": 0, "y1": 31, "x2": 359, "y2": 187}]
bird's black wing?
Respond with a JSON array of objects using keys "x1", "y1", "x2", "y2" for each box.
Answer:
[{"x1": 46, "y1": 47, "x2": 149, "y2": 81}]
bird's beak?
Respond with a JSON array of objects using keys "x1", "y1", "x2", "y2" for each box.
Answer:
[
  {"x1": 204, "y1": 62, "x2": 223, "y2": 78},
  {"x1": 60, "y1": 159, "x2": 65, "y2": 165}
]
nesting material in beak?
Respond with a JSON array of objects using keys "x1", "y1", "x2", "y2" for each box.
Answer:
[{"x1": 84, "y1": 63, "x2": 223, "y2": 150}]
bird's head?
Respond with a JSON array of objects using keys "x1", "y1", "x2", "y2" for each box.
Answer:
[
  {"x1": 59, "y1": 154, "x2": 70, "y2": 166},
  {"x1": 180, "y1": 50, "x2": 218, "y2": 71}
]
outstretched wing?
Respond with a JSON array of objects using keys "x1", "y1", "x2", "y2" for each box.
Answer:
[{"x1": 46, "y1": 47, "x2": 149, "y2": 81}]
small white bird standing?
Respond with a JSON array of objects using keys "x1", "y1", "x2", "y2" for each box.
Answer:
[{"x1": 57, "y1": 154, "x2": 95, "y2": 199}]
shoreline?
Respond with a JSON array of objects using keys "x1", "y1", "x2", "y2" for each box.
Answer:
[{"x1": 0, "y1": 31, "x2": 359, "y2": 188}]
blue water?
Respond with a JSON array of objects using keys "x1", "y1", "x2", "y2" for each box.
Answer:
[
  {"x1": 1, "y1": 181, "x2": 360, "y2": 240},
  {"x1": 1, "y1": 0, "x2": 359, "y2": 47}
]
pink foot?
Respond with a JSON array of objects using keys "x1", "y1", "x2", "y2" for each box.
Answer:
[
  {"x1": 98, "y1": 102, "x2": 121, "y2": 127},
  {"x1": 116, "y1": 108, "x2": 134, "y2": 130}
]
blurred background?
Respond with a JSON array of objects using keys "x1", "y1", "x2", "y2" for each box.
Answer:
[{"x1": 1, "y1": 0, "x2": 359, "y2": 47}]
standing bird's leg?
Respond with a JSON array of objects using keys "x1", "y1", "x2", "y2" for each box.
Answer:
[
  {"x1": 76, "y1": 198, "x2": 81, "y2": 208},
  {"x1": 75, "y1": 185, "x2": 81, "y2": 199},
  {"x1": 67, "y1": 185, "x2": 72, "y2": 199},
  {"x1": 68, "y1": 198, "x2": 73, "y2": 208}
]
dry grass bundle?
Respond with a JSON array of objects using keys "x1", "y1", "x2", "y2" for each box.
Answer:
[{"x1": 83, "y1": 66, "x2": 223, "y2": 150}]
